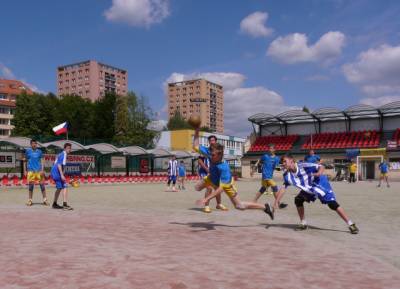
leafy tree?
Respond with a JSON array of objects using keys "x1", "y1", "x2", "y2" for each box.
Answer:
[
  {"x1": 92, "y1": 92, "x2": 116, "y2": 140},
  {"x1": 167, "y1": 110, "x2": 191, "y2": 130},
  {"x1": 302, "y1": 106, "x2": 310, "y2": 113}
]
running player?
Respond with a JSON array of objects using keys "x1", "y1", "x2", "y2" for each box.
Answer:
[
  {"x1": 273, "y1": 154, "x2": 359, "y2": 234},
  {"x1": 166, "y1": 155, "x2": 178, "y2": 191},
  {"x1": 378, "y1": 159, "x2": 390, "y2": 188},
  {"x1": 193, "y1": 129, "x2": 228, "y2": 213},
  {"x1": 24, "y1": 139, "x2": 49, "y2": 206},
  {"x1": 196, "y1": 143, "x2": 274, "y2": 220},
  {"x1": 253, "y1": 144, "x2": 287, "y2": 209},
  {"x1": 51, "y1": 143, "x2": 73, "y2": 210}
]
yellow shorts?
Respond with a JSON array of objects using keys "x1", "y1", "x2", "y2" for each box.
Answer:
[
  {"x1": 220, "y1": 181, "x2": 238, "y2": 198},
  {"x1": 381, "y1": 173, "x2": 388, "y2": 177},
  {"x1": 203, "y1": 176, "x2": 218, "y2": 189},
  {"x1": 203, "y1": 176, "x2": 237, "y2": 198},
  {"x1": 27, "y1": 171, "x2": 44, "y2": 183},
  {"x1": 261, "y1": 179, "x2": 277, "y2": 188}
]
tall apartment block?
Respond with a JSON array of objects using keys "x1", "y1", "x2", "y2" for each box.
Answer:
[
  {"x1": 57, "y1": 60, "x2": 128, "y2": 101},
  {"x1": 167, "y1": 79, "x2": 224, "y2": 133},
  {"x1": 0, "y1": 79, "x2": 33, "y2": 138}
]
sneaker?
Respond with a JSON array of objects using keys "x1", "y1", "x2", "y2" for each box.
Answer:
[
  {"x1": 182, "y1": 186, "x2": 186, "y2": 190},
  {"x1": 279, "y1": 203, "x2": 288, "y2": 209},
  {"x1": 349, "y1": 224, "x2": 359, "y2": 234},
  {"x1": 63, "y1": 204, "x2": 74, "y2": 211},
  {"x1": 43, "y1": 199, "x2": 50, "y2": 206},
  {"x1": 26, "y1": 199, "x2": 33, "y2": 206},
  {"x1": 216, "y1": 204, "x2": 229, "y2": 211},
  {"x1": 295, "y1": 224, "x2": 308, "y2": 231},
  {"x1": 52, "y1": 203, "x2": 63, "y2": 209},
  {"x1": 264, "y1": 203, "x2": 274, "y2": 220},
  {"x1": 387, "y1": 184, "x2": 390, "y2": 188},
  {"x1": 377, "y1": 184, "x2": 381, "y2": 187},
  {"x1": 203, "y1": 206, "x2": 211, "y2": 213}
]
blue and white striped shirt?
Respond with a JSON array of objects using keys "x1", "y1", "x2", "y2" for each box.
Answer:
[
  {"x1": 283, "y1": 162, "x2": 326, "y2": 196},
  {"x1": 168, "y1": 160, "x2": 178, "y2": 176}
]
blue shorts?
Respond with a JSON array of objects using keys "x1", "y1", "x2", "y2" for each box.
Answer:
[
  {"x1": 168, "y1": 175, "x2": 177, "y2": 182},
  {"x1": 54, "y1": 178, "x2": 67, "y2": 189},
  {"x1": 179, "y1": 173, "x2": 185, "y2": 177},
  {"x1": 198, "y1": 170, "x2": 208, "y2": 178},
  {"x1": 298, "y1": 176, "x2": 337, "y2": 204}
]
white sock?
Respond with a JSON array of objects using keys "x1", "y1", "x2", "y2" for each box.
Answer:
[
  {"x1": 347, "y1": 220, "x2": 354, "y2": 226},
  {"x1": 301, "y1": 219, "x2": 307, "y2": 225}
]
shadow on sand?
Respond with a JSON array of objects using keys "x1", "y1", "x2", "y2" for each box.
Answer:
[
  {"x1": 170, "y1": 221, "x2": 258, "y2": 232},
  {"x1": 261, "y1": 223, "x2": 348, "y2": 233}
]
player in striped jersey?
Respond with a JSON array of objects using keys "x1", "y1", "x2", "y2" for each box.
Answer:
[
  {"x1": 166, "y1": 155, "x2": 178, "y2": 192},
  {"x1": 273, "y1": 154, "x2": 359, "y2": 234}
]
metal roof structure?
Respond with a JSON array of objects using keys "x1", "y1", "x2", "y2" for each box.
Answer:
[
  {"x1": 0, "y1": 137, "x2": 45, "y2": 149},
  {"x1": 120, "y1": 146, "x2": 148, "y2": 156},
  {"x1": 85, "y1": 143, "x2": 122, "y2": 154},
  {"x1": 249, "y1": 102, "x2": 400, "y2": 126},
  {"x1": 42, "y1": 140, "x2": 86, "y2": 151}
]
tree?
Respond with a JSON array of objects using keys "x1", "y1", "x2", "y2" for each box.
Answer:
[
  {"x1": 113, "y1": 95, "x2": 130, "y2": 145},
  {"x1": 167, "y1": 110, "x2": 191, "y2": 130},
  {"x1": 92, "y1": 92, "x2": 117, "y2": 140},
  {"x1": 302, "y1": 106, "x2": 310, "y2": 113}
]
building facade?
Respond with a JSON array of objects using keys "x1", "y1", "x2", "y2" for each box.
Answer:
[
  {"x1": 167, "y1": 79, "x2": 224, "y2": 133},
  {"x1": 156, "y1": 129, "x2": 245, "y2": 167},
  {"x1": 57, "y1": 60, "x2": 128, "y2": 101},
  {"x1": 0, "y1": 79, "x2": 33, "y2": 138}
]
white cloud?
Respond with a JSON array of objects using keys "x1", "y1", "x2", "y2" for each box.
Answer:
[
  {"x1": 164, "y1": 72, "x2": 294, "y2": 137},
  {"x1": 360, "y1": 96, "x2": 400, "y2": 106},
  {"x1": 104, "y1": 0, "x2": 170, "y2": 28},
  {"x1": 0, "y1": 63, "x2": 16, "y2": 79},
  {"x1": 267, "y1": 31, "x2": 346, "y2": 64},
  {"x1": 343, "y1": 44, "x2": 400, "y2": 98},
  {"x1": 240, "y1": 11, "x2": 273, "y2": 38}
]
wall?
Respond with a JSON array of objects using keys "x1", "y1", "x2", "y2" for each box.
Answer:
[{"x1": 320, "y1": 120, "x2": 347, "y2": 132}]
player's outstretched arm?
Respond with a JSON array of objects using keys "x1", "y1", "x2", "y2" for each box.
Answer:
[
  {"x1": 314, "y1": 165, "x2": 325, "y2": 177},
  {"x1": 198, "y1": 158, "x2": 209, "y2": 173},
  {"x1": 192, "y1": 128, "x2": 200, "y2": 151},
  {"x1": 196, "y1": 187, "x2": 223, "y2": 206},
  {"x1": 273, "y1": 187, "x2": 286, "y2": 211}
]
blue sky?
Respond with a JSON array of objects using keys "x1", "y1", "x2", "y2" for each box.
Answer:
[{"x1": 1, "y1": 0, "x2": 400, "y2": 136}]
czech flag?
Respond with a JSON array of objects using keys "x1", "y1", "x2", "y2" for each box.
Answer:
[{"x1": 52, "y1": 122, "x2": 69, "y2": 135}]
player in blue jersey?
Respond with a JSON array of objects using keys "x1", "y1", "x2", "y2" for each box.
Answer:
[
  {"x1": 193, "y1": 129, "x2": 228, "y2": 213},
  {"x1": 378, "y1": 160, "x2": 390, "y2": 188},
  {"x1": 253, "y1": 144, "x2": 287, "y2": 209},
  {"x1": 50, "y1": 143, "x2": 73, "y2": 210},
  {"x1": 24, "y1": 139, "x2": 48, "y2": 206},
  {"x1": 195, "y1": 143, "x2": 274, "y2": 219},
  {"x1": 304, "y1": 149, "x2": 321, "y2": 164},
  {"x1": 273, "y1": 154, "x2": 359, "y2": 234},
  {"x1": 178, "y1": 160, "x2": 186, "y2": 190}
]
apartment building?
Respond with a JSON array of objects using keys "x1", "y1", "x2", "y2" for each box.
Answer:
[
  {"x1": 167, "y1": 79, "x2": 224, "y2": 133},
  {"x1": 57, "y1": 60, "x2": 128, "y2": 101}
]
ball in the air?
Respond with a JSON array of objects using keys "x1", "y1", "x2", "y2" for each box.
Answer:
[{"x1": 188, "y1": 115, "x2": 201, "y2": 128}]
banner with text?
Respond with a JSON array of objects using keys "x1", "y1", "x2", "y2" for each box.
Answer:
[{"x1": 43, "y1": 154, "x2": 95, "y2": 168}]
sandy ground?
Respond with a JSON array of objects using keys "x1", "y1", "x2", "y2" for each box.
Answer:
[{"x1": 0, "y1": 179, "x2": 399, "y2": 289}]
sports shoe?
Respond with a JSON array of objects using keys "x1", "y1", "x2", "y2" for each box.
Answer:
[
  {"x1": 43, "y1": 199, "x2": 50, "y2": 206},
  {"x1": 203, "y1": 206, "x2": 211, "y2": 213},
  {"x1": 295, "y1": 224, "x2": 308, "y2": 231},
  {"x1": 349, "y1": 224, "x2": 359, "y2": 234},
  {"x1": 264, "y1": 203, "x2": 274, "y2": 220},
  {"x1": 216, "y1": 204, "x2": 229, "y2": 211},
  {"x1": 52, "y1": 203, "x2": 63, "y2": 209},
  {"x1": 279, "y1": 203, "x2": 288, "y2": 209},
  {"x1": 63, "y1": 204, "x2": 74, "y2": 211},
  {"x1": 26, "y1": 199, "x2": 33, "y2": 206}
]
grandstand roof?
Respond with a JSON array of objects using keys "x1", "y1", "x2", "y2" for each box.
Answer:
[{"x1": 249, "y1": 102, "x2": 400, "y2": 126}]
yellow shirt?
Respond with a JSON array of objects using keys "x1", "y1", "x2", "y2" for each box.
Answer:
[{"x1": 349, "y1": 163, "x2": 357, "y2": 173}]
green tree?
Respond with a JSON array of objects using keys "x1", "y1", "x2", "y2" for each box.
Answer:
[
  {"x1": 92, "y1": 92, "x2": 117, "y2": 140},
  {"x1": 302, "y1": 106, "x2": 310, "y2": 113},
  {"x1": 167, "y1": 110, "x2": 191, "y2": 130},
  {"x1": 113, "y1": 95, "x2": 130, "y2": 145}
]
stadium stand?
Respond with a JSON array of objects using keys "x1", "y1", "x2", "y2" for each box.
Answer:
[
  {"x1": 249, "y1": 135, "x2": 298, "y2": 152},
  {"x1": 393, "y1": 128, "x2": 400, "y2": 144}
]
